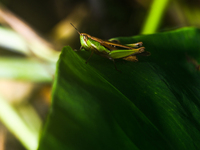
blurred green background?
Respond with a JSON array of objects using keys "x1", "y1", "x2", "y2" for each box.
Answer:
[{"x1": 0, "y1": 0, "x2": 200, "y2": 149}]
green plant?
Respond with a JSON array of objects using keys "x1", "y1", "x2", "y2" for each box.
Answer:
[{"x1": 38, "y1": 27, "x2": 200, "y2": 150}]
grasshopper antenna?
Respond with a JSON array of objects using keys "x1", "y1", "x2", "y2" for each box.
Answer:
[{"x1": 70, "y1": 23, "x2": 81, "y2": 35}]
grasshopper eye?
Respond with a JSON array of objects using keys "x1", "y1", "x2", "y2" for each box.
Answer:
[{"x1": 83, "y1": 35, "x2": 88, "y2": 42}]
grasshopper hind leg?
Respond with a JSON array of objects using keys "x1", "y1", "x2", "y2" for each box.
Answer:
[
  {"x1": 85, "y1": 51, "x2": 94, "y2": 64},
  {"x1": 110, "y1": 58, "x2": 121, "y2": 73}
]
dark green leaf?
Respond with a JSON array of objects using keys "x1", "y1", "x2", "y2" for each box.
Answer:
[{"x1": 39, "y1": 27, "x2": 200, "y2": 150}]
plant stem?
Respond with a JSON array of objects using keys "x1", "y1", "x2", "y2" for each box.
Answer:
[
  {"x1": 141, "y1": 0, "x2": 170, "y2": 34},
  {"x1": 0, "y1": 95, "x2": 39, "y2": 149}
]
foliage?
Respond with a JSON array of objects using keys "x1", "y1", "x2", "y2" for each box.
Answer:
[{"x1": 38, "y1": 27, "x2": 200, "y2": 150}]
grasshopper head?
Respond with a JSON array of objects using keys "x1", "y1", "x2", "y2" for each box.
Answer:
[
  {"x1": 80, "y1": 33, "x2": 91, "y2": 51},
  {"x1": 70, "y1": 23, "x2": 89, "y2": 50},
  {"x1": 80, "y1": 33, "x2": 89, "y2": 41}
]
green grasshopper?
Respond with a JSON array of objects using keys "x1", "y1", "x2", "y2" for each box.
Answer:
[{"x1": 71, "y1": 23, "x2": 149, "y2": 71}]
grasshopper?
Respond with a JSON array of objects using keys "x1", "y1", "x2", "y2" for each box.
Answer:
[{"x1": 71, "y1": 23, "x2": 149, "y2": 71}]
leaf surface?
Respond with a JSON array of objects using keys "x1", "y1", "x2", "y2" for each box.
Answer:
[{"x1": 39, "y1": 27, "x2": 200, "y2": 150}]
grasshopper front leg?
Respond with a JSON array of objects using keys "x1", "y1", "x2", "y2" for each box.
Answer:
[{"x1": 85, "y1": 43, "x2": 103, "y2": 64}]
